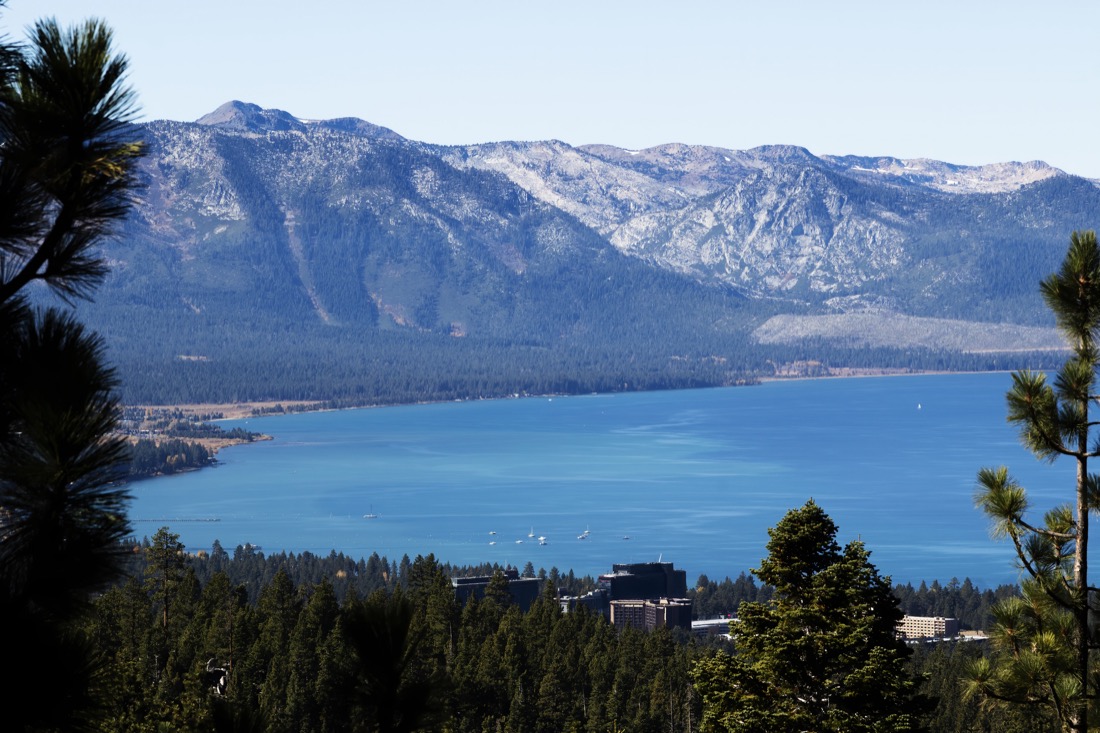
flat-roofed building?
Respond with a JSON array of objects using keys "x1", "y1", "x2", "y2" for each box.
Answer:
[
  {"x1": 897, "y1": 615, "x2": 959, "y2": 640},
  {"x1": 692, "y1": 617, "x2": 735, "y2": 638},
  {"x1": 611, "y1": 597, "x2": 693, "y2": 632},
  {"x1": 644, "y1": 597, "x2": 692, "y2": 631},
  {"x1": 564, "y1": 561, "x2": 693, "y2": 629},
  {"x1": 610, "y1": 599, "x2": 647, "y2": 630},
  {"x1": 598, "y1": 562, "x2": 687, "y2": 601},
  {"x1": 560, "y1": 588, "x2": 610, "y2": 617},
  {"x1": 452, "y1": 569, "x2": 543, "y2": 612}
]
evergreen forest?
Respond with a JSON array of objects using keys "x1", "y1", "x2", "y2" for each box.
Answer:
[{"x1": 65, "y1": 529, "x2": 1046, "y2": 733}]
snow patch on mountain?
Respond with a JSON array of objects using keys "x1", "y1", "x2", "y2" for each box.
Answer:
[{"x1": 824, "y1": 155, "x2": 1062, "y2": 194}]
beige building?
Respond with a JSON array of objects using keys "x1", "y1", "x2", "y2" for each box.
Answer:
[
  {"x1": 610, "y1": 599, "x2": 647, "y2": 630},
  {"x1": 610, "y1": 597, "x2": 692, "y2": 632},
  {"x1": 897, "y1": 615, "x2": 959, "y2": 640}
]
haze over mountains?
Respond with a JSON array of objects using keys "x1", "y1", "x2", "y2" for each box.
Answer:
[{"x1": 80, "y1": 101, "x2": 1095, "y2": 404}]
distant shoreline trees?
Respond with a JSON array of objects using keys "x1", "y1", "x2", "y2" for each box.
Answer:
[{"x1": 128, "y1": 438, "x2": 214, "y2": 478}]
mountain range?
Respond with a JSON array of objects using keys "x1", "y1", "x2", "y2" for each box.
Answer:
[{"x1": 73, "y1": 101, "x2": 1094, "y2": 404}]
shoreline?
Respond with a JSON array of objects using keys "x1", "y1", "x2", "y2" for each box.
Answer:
[
  {"x1": 124, "y1": 432, "x2": 274, "y2": 464},
  {"x1": 757, "y1": 367, "x2": 1020, "y2": 383},
  {"x1": 133, "y1": 400, "x2": 326, "y2": 421},
  {"x1": 135, "y1": 367, "x2": 1021, "y2": 430}
]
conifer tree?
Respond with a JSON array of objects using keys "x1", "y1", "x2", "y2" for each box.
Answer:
[
  {"x1": 252, "y1": 567, "x2": 301, "y2": 729},
  {"x1": 344, "y1": 587, "x2": 448, "y2": 733},
  {"x1": 286, "y1": 578, "x2": 341, "y2": 730},
  {"x1": 145, "y1": 526, "x2": 187, "y2": 631},
  {"x1": 968, "y1": 230, "x2": 1100, "y2": 732},
  {"x1": 0, "y1": 7, "x2": 142, "y2": 731},
  {"x1": 692, "y1": 500, "x2": 920, "y2": 732},
  {"x1": 0, "y1": 14, "x2": 140, "y2": 604}
]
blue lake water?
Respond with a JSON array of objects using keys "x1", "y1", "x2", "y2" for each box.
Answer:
[{"x1": 129, "y1": 373, "x2": 1082, "y2": 588}]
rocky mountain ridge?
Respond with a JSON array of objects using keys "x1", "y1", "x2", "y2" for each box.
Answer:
[
  {"x1": 439, "y1": 137, "x2": 1075, "y2": 302},
  {"x1": 76, "y1": 101, "x2": 1098, "y2": 402}
]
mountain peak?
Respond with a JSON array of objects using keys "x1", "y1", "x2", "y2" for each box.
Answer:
[
  {"x1": 747, "y1": 144, "x2": 820, "y2": 165},
  {"x1": 195, "y1": 101, "x2": 405, "y2": 140},
  {"x1": 196, "y1": 101, "x2": 304, "y2": 133}
]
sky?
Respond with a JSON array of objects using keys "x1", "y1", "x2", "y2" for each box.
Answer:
[{"x1": 5, "y1": 1, "x2": 1100, "y2": 177}]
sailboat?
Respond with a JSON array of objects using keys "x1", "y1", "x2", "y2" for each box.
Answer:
[
  {"x1": 528, "y1": 526, "x2": 535, "y2": 538},
  {"x1": 363, "y1": 505, "x2": 379, "y2": 519}
]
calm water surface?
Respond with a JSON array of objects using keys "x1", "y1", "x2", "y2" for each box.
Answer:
[{"x1": 130, "y1": 373, "x2": 1080, "y2": 587}]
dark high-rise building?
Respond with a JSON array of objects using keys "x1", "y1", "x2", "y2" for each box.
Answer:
[
  {"x1": 452, "y1": 569, "x2": 543, "y2": 612},
  {"x1": 562, "y1": 561, "x2": 693, "y2": 630},
  {"x1": 598, "y1": 562, "x2": 687, "y2": 600}
]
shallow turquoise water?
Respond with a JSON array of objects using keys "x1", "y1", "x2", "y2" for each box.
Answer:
[{"x1": 129, "y1": 373, "x2": 1080, "y2": 587}]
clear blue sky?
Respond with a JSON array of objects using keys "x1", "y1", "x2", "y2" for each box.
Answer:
[{"x1": 6, "y1": 1, "x2": 1099, "y2": 177}]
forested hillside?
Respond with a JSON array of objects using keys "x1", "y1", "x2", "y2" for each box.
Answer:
[{"x1": 60, "y1": 102, "x2": 1097, "y2": 404}]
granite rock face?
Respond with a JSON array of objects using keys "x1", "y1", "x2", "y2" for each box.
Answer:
[
  {"x1": 114, "y1": 102, "x2": 1100, "y2": 362},
  {"x1": 443, "y1": 140, "x2": 1072, "y2": 302}
]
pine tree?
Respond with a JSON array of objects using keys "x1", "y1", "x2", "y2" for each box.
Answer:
[
  {"x1": 251, "y1": 568, "x2": 301, "y2": 730},
  {"x1": 344, "y1": 587, "x2": 447, "y2": 733},
  {"x1": 692, "y1": 500, "x2": 920, "y2": 732},
  {"x1": 0, "y1": 9, "x2": 142, "y2": 731},
  {"x1": 145, "y1": 527, "x2": 187, "y2": 632},
  {"x1": 968, "y1": 230, "x2": 1100, "y2": 732},
  {"x1": 84, "y1": 576, "x2": 157, "y2": 733},
  {"x1": 286, "y1": 578, "x2": 340, "y2": 731}
]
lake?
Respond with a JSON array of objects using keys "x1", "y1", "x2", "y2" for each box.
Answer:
[{"x1": 129, "y1": 373, "x2": 1079, "y2": 588}]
